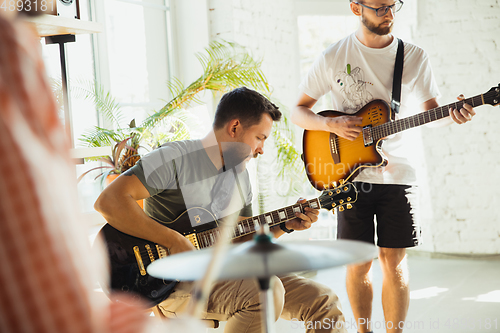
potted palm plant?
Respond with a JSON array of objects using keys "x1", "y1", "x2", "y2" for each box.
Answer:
[
  {"x1": 77, "y1": 132, "x2": 145, "y2": 208},
  {"x1": 77, "y1": 134, "x2": 139, "y2": 183}
]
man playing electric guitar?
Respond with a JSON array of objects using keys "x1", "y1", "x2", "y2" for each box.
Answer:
[
  {"x1": 95, "y1": 87, "x2": 346, "y2": 332},
  {"x1": 292, "y1": 1, "x2": 476, "y2": 333}
]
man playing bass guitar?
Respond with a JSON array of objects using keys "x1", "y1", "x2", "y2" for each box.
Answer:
[{"x1": 292, "y1": 1, "x2": 476, "y2": 333}]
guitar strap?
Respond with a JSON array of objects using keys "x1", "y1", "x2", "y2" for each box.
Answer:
[
  {"x1": 391, "y1": 38, "x2": 404, "y2": 120},
  {"x1": 233, "y1": 169, "x2": 247, "y2": 206}
]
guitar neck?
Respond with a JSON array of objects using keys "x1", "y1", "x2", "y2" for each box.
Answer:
[
  {"x1": 372, "y1": 94, "x2": 484, "y2": 140},
  {"x1": 195, "y1": 198, "x2": 321, "y2": 249}
]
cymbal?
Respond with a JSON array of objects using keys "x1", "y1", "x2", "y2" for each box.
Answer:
[{"x1": 147, "y1": 238, "x2": 377, "y2": 281}]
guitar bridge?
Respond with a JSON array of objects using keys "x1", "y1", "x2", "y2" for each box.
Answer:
[
  {"x1": 329, "y1": 133, "x2": 340, "y2": 164},
  {"x1": 362, "y1": 125, "x2": 374, "y2": 147}
]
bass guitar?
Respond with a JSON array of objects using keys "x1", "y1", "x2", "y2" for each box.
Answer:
[
  {"x1": 97, "y1": 183, "x2": 358, "y2": 306},
  {"x1": 302, "y1": 84, "x2": 500, "y2": 190}
]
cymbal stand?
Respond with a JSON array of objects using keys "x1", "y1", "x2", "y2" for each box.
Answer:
[
  {"x1": 258, "y1": 277, "x2": 276, "y2": 333},
  {"x1": 254, "y1": 225, "x2": 276, "y2": 333}
]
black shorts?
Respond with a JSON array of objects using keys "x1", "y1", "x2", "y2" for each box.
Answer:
[{"x1": 337, "y1": 182, "x2": 421, "y2": 248}]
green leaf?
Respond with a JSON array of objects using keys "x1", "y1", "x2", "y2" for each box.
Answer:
[{"x1": 72, "y1": 79, "x2": 124, "y2": 127}]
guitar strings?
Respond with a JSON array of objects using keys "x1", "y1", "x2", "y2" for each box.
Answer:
[
  {"x1": 327, "y1": 93, "x2": 490, "y2": 151},
  {"x1": 194, "y1": 200, "x2": 317, "y2": 248}
]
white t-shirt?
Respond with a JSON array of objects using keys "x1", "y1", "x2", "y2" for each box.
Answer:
[{"x1": 299, "y1": 33, "x2": 440, "y2": 185}]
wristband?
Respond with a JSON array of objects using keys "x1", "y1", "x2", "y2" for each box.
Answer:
[{"x1": 280, "y1": 223, "x2": 294, "y2": 234}]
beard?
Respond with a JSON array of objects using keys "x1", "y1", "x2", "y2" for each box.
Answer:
[
  {"x1": 361, "y1": 13, "x2": 393, "y2": 36},
  {"x1": 220, "y1": 142, "x2": 252, "y2": 173}
]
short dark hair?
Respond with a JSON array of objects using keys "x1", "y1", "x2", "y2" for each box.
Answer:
[{"x1": 213, "y1": 87, "x2": 281, "y2": 130}]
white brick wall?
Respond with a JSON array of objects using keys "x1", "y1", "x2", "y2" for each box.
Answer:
[
  {"x1": 206, "y1": 0, "x2": 500, "y2": 254},
  {"x1": 208, "y1": 0, "x2": 300, "y2": 108},
  {"x1": 413, "y1": 0, "x2": 500, "y2": 254}
]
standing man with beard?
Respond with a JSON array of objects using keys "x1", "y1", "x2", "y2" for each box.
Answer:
[{"x1": 292, "y1": 1, "x2": 475, "y2": 333}]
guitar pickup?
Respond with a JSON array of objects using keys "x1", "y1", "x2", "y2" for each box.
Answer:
[
  {"x1": 145, "y1": 244, "x2": 155, "y2": 263},
  {"x1": 185, "y1": 233, "x2": 200, "y2": 250},
  {"x1": 362, "y1": 125, "x2": 374, "y2": 147}
]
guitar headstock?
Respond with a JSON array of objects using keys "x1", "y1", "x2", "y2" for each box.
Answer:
[
  {"x1": 318, "y1": 182, "x2": 358, "y2": 211},
  {"x1": 483, "y1": 84, "x2": 500, "y2": 106}
]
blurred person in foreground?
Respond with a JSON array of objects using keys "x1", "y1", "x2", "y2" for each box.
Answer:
[{"x1": 0, "y1": 6, "x2": 164, "y2": 333}]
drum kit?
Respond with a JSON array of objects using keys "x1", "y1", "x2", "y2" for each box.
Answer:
[{"x1": 147, "y1": 225, "x2": 377, "y2": 333}]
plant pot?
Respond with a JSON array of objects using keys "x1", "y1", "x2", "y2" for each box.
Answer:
[{"x1": 105, "y1": 174, "x2": 144, "y2": 209}]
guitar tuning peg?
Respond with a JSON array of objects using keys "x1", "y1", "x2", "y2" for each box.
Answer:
[
  {"x1": 331, "y1": 209, "x2": 335, "y2": 215},
  {"x1": 346, "y1": 203, "x2": 353, "y2": 210},
  {"x1": 339, "y1": 179, "x2": 345, "y2": 185},
  {"x1": 339, "y1": 206, "x2": 345, "y2": 212}
]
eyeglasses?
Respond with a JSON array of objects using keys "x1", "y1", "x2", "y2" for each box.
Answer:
[{"x1": 353, "y1": 1, "x2": 404, "y2": 17}]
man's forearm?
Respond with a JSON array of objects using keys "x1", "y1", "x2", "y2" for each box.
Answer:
[
  {"x1": 94, "y1": 190, "x2": 180, "y2": 250},
  {"x1": 291, "y1": 105, "x2": 328, "y2": 131}
]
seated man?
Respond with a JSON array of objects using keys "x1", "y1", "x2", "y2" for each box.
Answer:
[{"x1": 95, "y1": 87, "x2": 346, "y2": 333}]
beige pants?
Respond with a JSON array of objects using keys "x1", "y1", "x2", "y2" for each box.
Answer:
[{"x1": 158, "y1": 274, "x2": 346, "y2": 333}]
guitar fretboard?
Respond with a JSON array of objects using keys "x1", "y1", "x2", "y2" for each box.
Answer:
[
  {"x1": 194, "y1": 198, "x2": 321, "y2": 249},
  {"x1": 371, "y1": 95, "x2": 484, "y2": 140}
]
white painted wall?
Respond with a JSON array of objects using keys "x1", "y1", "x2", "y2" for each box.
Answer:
[{"x1": 412, "y1": 0, "x2": 500, "y2": 254}]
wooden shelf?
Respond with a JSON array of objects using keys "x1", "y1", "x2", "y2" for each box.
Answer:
[{"x1": 23, "y1": 14, "x2": 103, "y2": 37}]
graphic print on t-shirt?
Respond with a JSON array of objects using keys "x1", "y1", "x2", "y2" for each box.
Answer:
[{"x1": 335, "y1": 63, "x2": 373, "y2": 113}]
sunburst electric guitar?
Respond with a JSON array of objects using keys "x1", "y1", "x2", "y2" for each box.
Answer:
[
  {"x1": 97, "y1": 183, "x2": 357, "y2": 306},
  {"x1": 302, "y1": 84, "x2": 500, "y2": 191}
]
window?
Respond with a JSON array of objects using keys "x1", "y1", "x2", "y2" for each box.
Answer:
[
  {"x1": 42, "y1": 0, "x2": 174, "y2": 217},
  {"x1": 101, "y1": 0, "x2": 172, "y2": 129}
]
